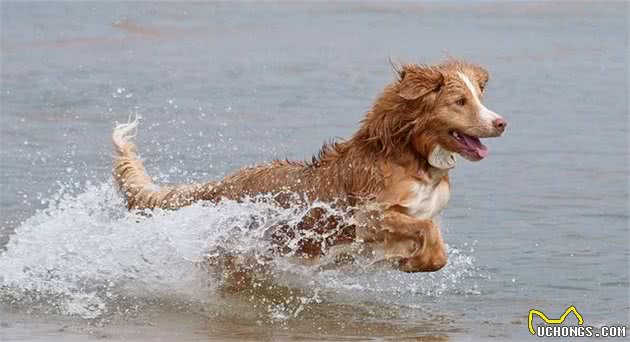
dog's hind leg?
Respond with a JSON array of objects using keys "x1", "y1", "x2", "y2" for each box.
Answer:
[{"x1": 112, "y1": 115, "x2": 216, "y2": 210}]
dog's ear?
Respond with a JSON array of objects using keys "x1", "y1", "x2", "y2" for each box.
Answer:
[
  {"x1": 466, "y1": 64, "x2": 489, "y2": 91},
  {"x1": 398, "y1": 64, "x2": 444, "y2": 100}
]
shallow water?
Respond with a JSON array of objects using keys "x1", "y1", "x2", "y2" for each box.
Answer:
[{"x1": 1, "y1": 1, "x2": 628, "y2": 341}]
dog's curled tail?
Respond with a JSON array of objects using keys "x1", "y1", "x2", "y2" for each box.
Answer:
[{"x1": 112, "y1": 116, "x2": 212, "y2": 210}]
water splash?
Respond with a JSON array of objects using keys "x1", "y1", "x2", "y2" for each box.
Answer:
[{"x1": 0, "y1": 182, "x2": 482, "y2": 321}]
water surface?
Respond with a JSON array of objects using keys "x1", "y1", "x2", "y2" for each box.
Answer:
[{"x1": 1, "y1": 1, "x2": 628, "y2": 340}]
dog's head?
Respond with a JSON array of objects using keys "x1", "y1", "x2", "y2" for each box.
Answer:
[
  {"x1": 364, "y1": 60, "x2": 506, "y2": 165},
  {"x1": 400, "y1": 61, "x2": 506, "y2": 163}
]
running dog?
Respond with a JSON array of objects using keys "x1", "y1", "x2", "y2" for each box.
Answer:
[{"x1": 112, "y1": 60, "x2": 507, "y2": 273}]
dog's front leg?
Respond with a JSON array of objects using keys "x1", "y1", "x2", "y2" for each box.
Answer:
[
  {"x1": 356, "y1": 210, "x2": 447, "y2": 272},
  {"x1": 387, "y1": 211, "x2": 447, "y2": 272}
]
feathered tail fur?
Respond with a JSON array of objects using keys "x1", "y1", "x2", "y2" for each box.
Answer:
[{"x1": 112, "y1": 116, "x2": 213, "y2": 209}]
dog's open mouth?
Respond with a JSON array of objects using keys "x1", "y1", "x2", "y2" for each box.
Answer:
[{"x1": 450, "y1": 131, "x2": 488, "y2": 160}]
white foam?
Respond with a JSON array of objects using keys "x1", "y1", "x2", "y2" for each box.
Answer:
[{"x1": 0, "y1": 182, "x2": 482, "y2": 319}]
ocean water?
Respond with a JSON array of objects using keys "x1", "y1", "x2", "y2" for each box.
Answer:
[{"x1": 1, "y1": 1, "x2": 628, "y2": 340}]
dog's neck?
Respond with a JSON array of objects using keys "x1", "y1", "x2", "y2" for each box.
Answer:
[
  {"x1": 397, "y1": 148, "x2": 451, "y2": 183},
  {"x1": 313, "y1": 90, "x2": 456, "y2": 195},
  {"x1": 428, "y1": 145, "x2": 457, "y2": 170}
]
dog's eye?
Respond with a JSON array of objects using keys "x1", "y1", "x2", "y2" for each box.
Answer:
[{"x1": 456, "y1": 98, "x2": 467, "y2": 106}]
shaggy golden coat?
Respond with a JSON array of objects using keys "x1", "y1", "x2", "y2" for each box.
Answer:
[{"x1": 113, "y1": 60, "x2": 506, "y2": 273}]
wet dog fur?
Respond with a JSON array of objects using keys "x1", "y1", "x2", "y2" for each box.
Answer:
[{"x1": 112, "y1": 59, "x2": 506, "y2": 278}]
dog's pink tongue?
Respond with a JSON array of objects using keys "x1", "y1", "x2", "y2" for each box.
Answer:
[
  {"x1": 476, "y1": 146, "x2": 488, "y2": 158},
  {"x1": 462, "y1": 134, "x2": 488, "y2": 158}
]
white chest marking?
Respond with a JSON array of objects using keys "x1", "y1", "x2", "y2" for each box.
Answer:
[{"x1": 405, "y1": 180, "x2": 450, "y2": 220}]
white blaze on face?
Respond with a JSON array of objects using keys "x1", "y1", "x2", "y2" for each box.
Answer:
[{"x1": 457, "y1": 72, "x2": 501, "y2": 124}]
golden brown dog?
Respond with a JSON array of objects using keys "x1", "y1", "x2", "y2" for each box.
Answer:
[{"x1": 112, "y1": 60, "x2": 507, "y2": 273}]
